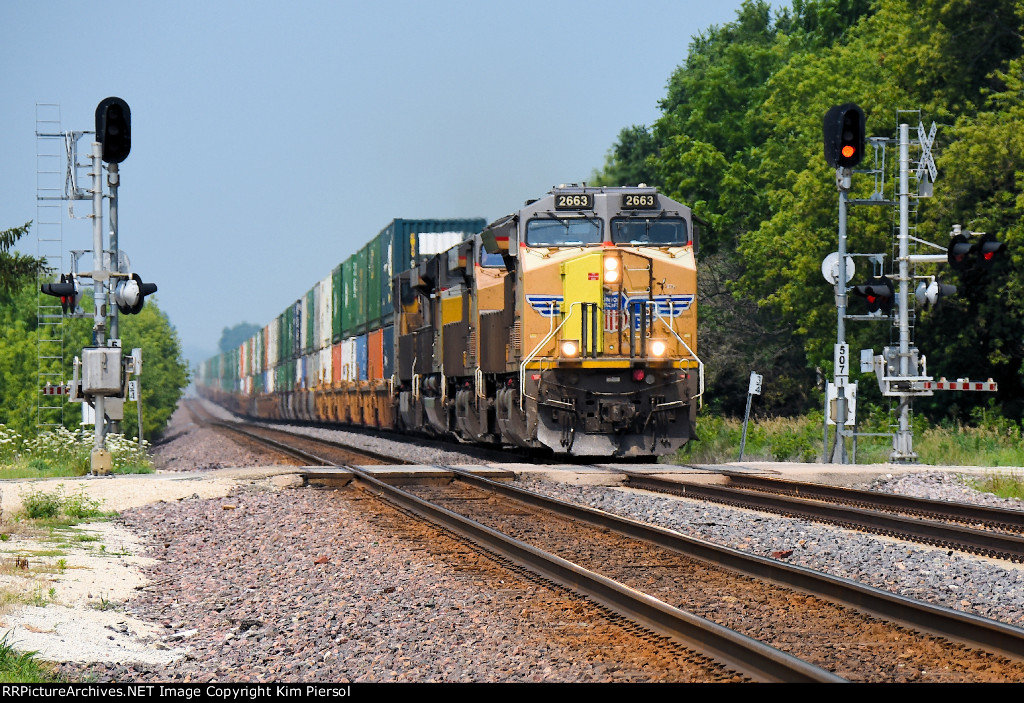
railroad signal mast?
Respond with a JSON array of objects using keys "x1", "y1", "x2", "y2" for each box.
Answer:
[
  {"x1": 823, "y1": 106, "x2": 1003, "y2": 463},
  {"x1": 37, "y1": 98, "x2": 155, "y2": 475}
]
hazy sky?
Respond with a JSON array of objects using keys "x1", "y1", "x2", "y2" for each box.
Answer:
[{"x1": 2, "y1": 1, "x2": 769, "y2": 365}]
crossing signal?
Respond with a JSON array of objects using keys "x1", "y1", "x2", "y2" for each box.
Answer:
[
  {"x1": 113, "y1": 273, "x2": 157, "y2": 315},
  {"x1": 95, "y1": 97, "x2": 131, "y2": 164},
  {"x1": 948, "y1": 228, "x2": 1007, "y2": 273},
  {"x1": 41, "y1": 273, "x2": 80, "y2": 315},
  {"x1": 976, "y1": 233, "x2": 1006, "y2": 269},
  {"x1": 853, "y1": 275, "x2": 894, "y2": 314},
  {"x1": 824, "y1": 103, "x2": 865, "y2": 168}
]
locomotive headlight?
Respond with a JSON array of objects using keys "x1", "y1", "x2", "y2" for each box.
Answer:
[
  {"x1": 561, "y1": 340, "x2": 580, "y2": 357},
  {"x1": 603, "y1": 256, "x2": 620, "y2": 283},
  {"x1": 649, "y1": 339, "x2": 668, "y2": 357}
]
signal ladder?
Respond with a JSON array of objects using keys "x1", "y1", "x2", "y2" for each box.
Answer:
[{"x1": 35, "y1": 103, "x2": 66, "y2": 430}]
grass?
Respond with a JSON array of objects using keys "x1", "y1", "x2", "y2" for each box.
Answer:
[
  {"x1": 0, "y1": 633, "x2": 62, "y2": 683},
  {"x1": 15, "y1": 487, "x2": 112, "y2": 525},
  {"x1": 967, "y1": 471, "x2": 1024, "y2": 501},
  {"x1": 674, "y1": 410, "x2": 1024, "y2": 469}
]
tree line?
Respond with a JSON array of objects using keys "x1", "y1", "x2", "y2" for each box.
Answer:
[{"x1": 593, "y1": 0, "x2": 1023, "y2": 422}]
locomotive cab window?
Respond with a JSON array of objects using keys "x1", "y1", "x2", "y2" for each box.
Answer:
[
  {"x1": 526, "y1": 218, "x2": 602, "y2": 247},
  {"x1": 611, "y1": 218, "x2": 688, "y2": 246},
  {"x1": 479, "y1": 249, "x2": 505, "y2": 268}
]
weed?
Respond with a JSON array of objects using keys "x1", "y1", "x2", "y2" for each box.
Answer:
[
  {"x1": 56, "y1": 559, "x2": 66, "y2": 574},
  {"x1": 92, "y1": 593, "x2": 117, "y2": 611},
  {"x1": 968, "y1": 471, "x2": 1024, "y2": 501},
  {"x1": 19, "y1": 488, "x2": 64, "y2": 520},
  {"x1": 0, "y1": 631, "x2": 62, "y2": 683},
  {"x1": 16, "y1": 487, "x2": 109, "y2": 524},
  {"x1": 62, "y1": 491, "x2": 104, "y2": 520}
]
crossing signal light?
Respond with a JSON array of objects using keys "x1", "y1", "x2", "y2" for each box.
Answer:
[
  {"x1": 95, "y1": 97, "x2": 131, "y2": 164},
  {"x1": 915, "y1": 279, "x2": 956, "y2": 306},
  {"x1": 947, "y1": 232, "x2": 974, "y2": 271},
  {"x1": 41, "y1": 273, "x2": 80, "y2": 315},
  {"x1": 113, "y1": 273, "x2": 157, "y2": 315},
  {"x1": 824, "y1": 103, "x2": 865, "y2": 168},
  {"x1": 853, "y1": 275, "x2": 894, "y2": 314},
  {"x1": 976, "y1": 233, "x2": 1006, "y2": 269}
]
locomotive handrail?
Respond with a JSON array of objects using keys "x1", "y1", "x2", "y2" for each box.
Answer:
[
  {"x1": 474, "y1": 367, "x2": 485, "y2": 399},
  {"x1": 519, "y1": 299, "x2": 578, "y2": 411},
  {"x1": 653, "y1": 306, "x2": 704, "y2": 404}
]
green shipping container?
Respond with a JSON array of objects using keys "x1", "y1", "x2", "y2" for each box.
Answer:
[
  {"x1": 365, "y1": 235, "x2": 381, "y2": 332},
  {"x1": 304, "y1": 287, "x2": 315, "y2": 355},
  {"x1": 353, "y1": 246, "x2": 368, "y2": 334},
  {"x1": 332, "y1": 264, "x2": 343, "y2": 342},
  {"x1": 342, "y1": 256, "x2": 357, "y2": 337}
]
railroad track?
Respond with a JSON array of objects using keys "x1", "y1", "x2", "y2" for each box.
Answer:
[
  {"x1": 618, "y1": 469, "x2": 1024, "y2": 562},
  {"x1": 183, "y1": 399, "x2": 412, "y2": 466},
  {"x1": 181, "y1": 407, "x2": 1024, "y2": 681}
]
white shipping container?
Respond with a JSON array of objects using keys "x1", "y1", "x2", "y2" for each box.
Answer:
[
  {"x1": 318, "y1": 274, "x2": 333, "y2": 351},
  {"x1": 307, "y1": 351, "x2": 320, "y2": 391},
  {"x1": 341, "y1": 338, "x2": 357, "y2": 382},
  {"x1": 265, "y1": 369, "x2": 275, "y2": 394},
  {"x1": 319, "y1": 347, "x2": 332, "y2": 386},
  {"x1": 418, "y1": 231, "x2": 467, "y2": 257},
  {"x1": 267, "y1": 323, "x2": 278, "y2": 369}
]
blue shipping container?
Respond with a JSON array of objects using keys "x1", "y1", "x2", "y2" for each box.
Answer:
[
  {"x1": 382, "y1": 325, "x2": 395, "y2": 379},
  {"x1": 356, "y1": 334, "x2": 368, "y2": 382}
]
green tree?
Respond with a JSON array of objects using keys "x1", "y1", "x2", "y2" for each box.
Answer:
[
  {"x1": 219, "y1": 321, "x2": 262, "y2": 353},
  {"x1": 0, "y1": 222, "x2": 47, "y2": 294}
]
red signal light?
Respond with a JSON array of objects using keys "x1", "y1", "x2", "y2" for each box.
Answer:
[{"x1": 841, "y1": 145, "x2": 856, "y2": 158}]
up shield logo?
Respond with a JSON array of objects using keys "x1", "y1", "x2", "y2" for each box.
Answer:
[{"x1": 526, "y1": 294, "x2": 693, "y2": 329}]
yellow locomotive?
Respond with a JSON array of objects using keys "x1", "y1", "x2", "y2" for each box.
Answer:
[{"x1": 392, "y1": 185, "x2": 702, "y2": 456}]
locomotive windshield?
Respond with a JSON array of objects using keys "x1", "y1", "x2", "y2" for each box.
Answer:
[
  {"x1": 611, "y1": 218, "x2": 688, "y2": 246},
  {"x1": 526, "y1": 218, "x2": 602, "y2": 247}
]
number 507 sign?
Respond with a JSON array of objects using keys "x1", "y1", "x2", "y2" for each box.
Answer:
[{"x1": 834, "y1": 343, "x2": 850, "y2": 385}]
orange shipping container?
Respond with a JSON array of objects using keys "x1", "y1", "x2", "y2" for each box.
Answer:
[
  {"x1": 332, "y1": 342, "x2": 344, "y2": 386},
  {"x1": 367, "y1": 329, "x2": 384, "y2": 380}
]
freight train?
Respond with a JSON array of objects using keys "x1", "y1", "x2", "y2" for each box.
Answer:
[{"x1": 197, "y1": 185, "x2": 703, "y2": 457}]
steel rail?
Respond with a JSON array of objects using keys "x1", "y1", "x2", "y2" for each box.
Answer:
[
  {"x1": 442, "y1": 466, "x2": 1024, "y2": 663},
  {"x1": 622, "y1": 472, "x2": 1024, "y2": 562},
  {"x1": 348, "y1": 465, "x2": 844, "y2": 683},
  {"x1": 721, "y1": 471, "x2": 1024, "y2": 530},
  {"x1": 203, "y1": 416, "x2": 412, "y2": 467}
]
